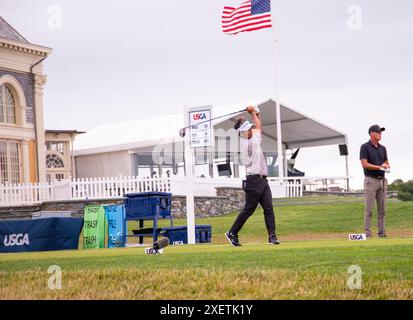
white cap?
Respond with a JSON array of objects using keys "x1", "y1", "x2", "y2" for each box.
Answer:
[{"x1": 237, "y1": 120, "x2": 253, "y2": 133}]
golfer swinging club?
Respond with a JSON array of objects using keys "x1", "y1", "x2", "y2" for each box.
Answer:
[{"x1": 225, "y1": 105, "x2": 280, "y2": 246}]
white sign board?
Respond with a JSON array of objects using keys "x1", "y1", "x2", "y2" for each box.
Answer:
[
  {"x1": 348, "y1": 233, "x2": 367, "y2": 241},
  {"x1": 145, "y1": 248, "x2": 164, "y2": 255},
  {"x1": 189, "y1": 107, "x2": 213, "y2": 148}
]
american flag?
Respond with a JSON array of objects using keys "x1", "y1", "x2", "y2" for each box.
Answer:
[{"x1": 222, "y1": 0, "x2": 272, "y2": 35}]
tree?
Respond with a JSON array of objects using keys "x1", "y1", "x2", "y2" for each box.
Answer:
[{"x1": 388, "y1": 179, "x2": 413, "y2": 201}]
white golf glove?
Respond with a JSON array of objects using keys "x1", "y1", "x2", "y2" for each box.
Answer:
[{"x1": 253, "y1": 105, "x2": 260, "y2": 114}]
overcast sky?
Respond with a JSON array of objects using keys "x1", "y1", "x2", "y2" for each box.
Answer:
[{"x1": 2, "y1": 0, "x2": 412, "y2": 188}]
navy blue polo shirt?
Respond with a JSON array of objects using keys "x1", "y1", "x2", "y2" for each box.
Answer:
[{"x1": 360, "y1": 140, "x2": 388, "y2": 177}]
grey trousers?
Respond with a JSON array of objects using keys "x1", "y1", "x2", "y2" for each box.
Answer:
[{"x1": 364, "y1": 176, "x2": 387, "y2": 236}]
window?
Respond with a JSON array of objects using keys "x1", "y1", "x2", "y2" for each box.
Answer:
[
  {"x1": 46, "y1": 173, "x2": 65, "y2": 182},
  {"x1": 0, "y1": 140, "x2": 21, "y2": 184},
  {"x1": 46, "y1": 154, "x2": 64, "y2": 168},
  {"x1": 46, "y1": 142, "x2": 65, "y2": 155},
  {"x1": 0, "y1": 84, "x2": 16, "y2": 124}
]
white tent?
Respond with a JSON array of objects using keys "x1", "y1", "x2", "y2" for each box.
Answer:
[
  {"x1": 75, "y1": 98, "x2": 347, "y2": 153},
  {"x1": 74, "y1": 98, "x2": 348, "y2": 178}
]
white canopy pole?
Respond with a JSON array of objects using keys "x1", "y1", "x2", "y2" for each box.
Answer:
[
  {"x1": 275, "y1": 101, "x2": 284, "y2": 179},
  {"x1": 272, "y1": 2, "x2": 284, "y2": 180},
  {"x1": 183, "y1": 106, "x2": 196, "y2": 244}
]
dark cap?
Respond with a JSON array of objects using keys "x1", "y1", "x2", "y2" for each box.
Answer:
[{"x1": 368, "y1": 125, "x2": 385, "y2": 134}]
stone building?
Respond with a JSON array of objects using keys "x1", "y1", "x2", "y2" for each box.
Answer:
[{"x1": 0, "y1": 16, "x2": 82, "y2": 183}]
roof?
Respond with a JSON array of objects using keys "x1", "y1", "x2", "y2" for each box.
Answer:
[
  {"x1": 46, "y1": 130, "x2": 86, "y2": 135},
  {"x1": 0, "y1": 16, "x2": 28, "y2": 43},
  {"x1": 0, "y1": 16, "x2": 52, "y2": 56},
  {"x1": 74, "y1": 98, "x2": 347, "y2": 156},
  {"x1": 74, "y1": 114, "x2": 183, "y2": 156},
  {"x1": 216, "y1": 98, "x2": 348, "y2": 149}
]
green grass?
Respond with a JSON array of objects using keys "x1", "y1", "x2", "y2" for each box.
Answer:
[
  {"x1": 1, "y1": 239, "x2": 412, "y2": 299},
  {"x1": 142, "y1": 196, "x2": 413, "y2": 243},
  {"x1": 1, "y1": 196, "x2": 412, "y2": 299}
]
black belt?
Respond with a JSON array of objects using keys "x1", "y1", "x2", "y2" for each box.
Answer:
[
  {"x1": 367, "y1": 175, "x2": 384, "y2": 180},
  {"x1": 247, "y1": 174, "x2": 267, "y2": 179}
]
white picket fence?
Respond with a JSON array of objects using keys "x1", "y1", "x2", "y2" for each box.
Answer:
[
  {"x1": 170, "y1": 176, "x2": 304, "y2": 198},
  {"x1": 0, "y1": 175, "x2": 309, "y2": 207},
  {"x1": 284, "y1": 179, "x2": 304, "y2": 197},
  {"x1": 0, "y1": 176, "x2": 170, "y2": 206},
  {"x1": 70, "y1": 176, "x2": 171, "y2": 200},
  {"x1": 0, "y1": 182, "x2": 54, "y2": 206}
]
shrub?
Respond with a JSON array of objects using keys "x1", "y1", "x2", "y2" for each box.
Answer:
[{"x1": 388, "y1": 179, "x2": 413, "y2": 201}]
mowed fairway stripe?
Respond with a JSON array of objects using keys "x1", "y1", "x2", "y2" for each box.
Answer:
[
  {"x1": 0, "y1": 238, "x2": 413, "y2": 262},
  {"x1": 1, "y1": 237, "x2": 412, "y2": 261},
  {"x1": 0, "y1": 238, "x2": 412, "y2": 271}
]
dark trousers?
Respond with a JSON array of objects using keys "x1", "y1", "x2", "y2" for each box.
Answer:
[{"x1": 229, "y1": 176, "x2": 276, "y2": 236}]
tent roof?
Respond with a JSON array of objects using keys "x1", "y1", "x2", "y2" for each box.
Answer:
[
  {"x1": 74, "y1": 98, "x2": 347, "y2": 156},
  {"x1": 215, "y1": 98, "x2": 347, "y2": 149}
]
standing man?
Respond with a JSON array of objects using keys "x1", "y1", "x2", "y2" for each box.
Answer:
[
  {"x1": 360, "y1": 125, "x2": 390, "y2": 238},
  {"x1": 225, "y1": 105, "x2": 280, "y2": 246}
]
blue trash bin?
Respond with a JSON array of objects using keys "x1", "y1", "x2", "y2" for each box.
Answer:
[
  {"x1": 124, "y1": 192, "x2": 172, "y2": 220},
  {"x1": 124, "y1": 192, "x2": 173, "y2": 243},
  {"x1": 104, "y1": 205, "x2": 126, "y2": 248}
]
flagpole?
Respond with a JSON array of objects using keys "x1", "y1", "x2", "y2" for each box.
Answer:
[{"x1": 271, "y1": 1, "x2": 285, "y2": 181}]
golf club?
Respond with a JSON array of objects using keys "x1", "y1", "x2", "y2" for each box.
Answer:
[
  {"x1": 380, "y1": 166, "x2": 390, "y2": 237},
  {"x1": 179, "y1": 109, "x2": 246, "y2": 137}
]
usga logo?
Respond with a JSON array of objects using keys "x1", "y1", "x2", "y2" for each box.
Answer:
[
  {"x1": 145, "y1": 248, "x2": 163, "y2": 255},
  {"x1": 348, "y1": 233, "x2": 367, "y2": 241},
  {"x1": 192, "y1": 113, "x2": 207, "y2": 121},
  {"x1": 3, "y1": 233, "x2": 30, "y2": 246}
]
